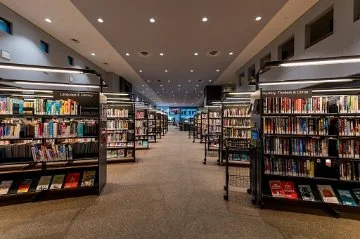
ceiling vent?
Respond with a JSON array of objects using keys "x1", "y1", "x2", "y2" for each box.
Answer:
[
  {"x1": 138, "y1": 51, "x2": 151, "y2": 57},
  {"x1": 207, "y1": 50, "x2": 220, "y2": 57},
  {"x1": 71, "y1": 38, "x2": 80, "y2": 43}
]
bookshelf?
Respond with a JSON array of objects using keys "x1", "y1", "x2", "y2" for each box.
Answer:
[
  {"x1": 156, "y1": 112, "x2": 162, "y2": 139},
  {"x1": 161, "y1": 112, "x2": 167, "y2": 136},
  {"x1": 0, "y1": 87, "x2": 107, "y2": 205},
  {"x1": 200, "y1": 112, "x2": 208, "y2": 143},
  {"x1": 106, "y1": 102, "x2": 135, "y2": 163},
  {"x1": 221, "y1": 103, "x2": 251, "y2": 166},
  {"x1": 148, "y1": 110, "x2": 157, "y2": 143},
  {"x1": 207, "y1": 107, "x2": 221, "y2": 155},
  {"x1": 194, "y1": 113, "x2": 202, "y2": 141},
  {"x1": 135, "y1": 108, "x2": 149, "y2": 150},
  {"x1": 259, "y1": 90, "x2": 360, "y2": 212}
]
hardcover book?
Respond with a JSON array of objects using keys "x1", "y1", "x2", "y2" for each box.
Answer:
[
  {"x1": 281, "y1": 181, "x2": 298, "y2": 199},
  {"x1": 64, "y1": 172, "x2": 81, "y2": 189},
  {"x1": 0, "y1": 180, "x2": 13, "y2": 195},
  {"x1": 81, "y1": 171, "x2": 96, "y2": 187},
  {"x1": 337, "y1": 189, "x2": 357, "y2": 206},
  {"x1": 352, "y1": 188, "x2": 360, "y2": 202},
  {"x1": 17, "y1": 179, "x2": 32, "y2": 193},
  {"x1": 269, "y1": 180, "x2": 285, "y2": 198},
  {"x1": 36, "y1": 176, "x2": 52, "y2": 191},
  {"x1": 317, "y1": 185, "x2": 339, "y2": 204},
  {"x1": 298, "y1": 185, "x2": 315, "y2": 201},
  {"x1": 50, "y1": 174, "x2": 65, "y2": 190}
]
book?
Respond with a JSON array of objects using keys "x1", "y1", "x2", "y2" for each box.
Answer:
[
  {"x1": 50, "y1": 174, "x2": 65, "y2": 190},
  {"x1": 36, "y1": 176, "x2": 52, "y2": 191},
  {"x1": 17, "y1": 179, "x2": 32, "y2": 193},
  {"x1": 81, "y1": 171, "x2": 96, "y2": 187},
  {"x1": 0, "y1": 180, "x2": 13, "y2": 195},
  {"x1": 64, "y1": 172, "x2": 81, "y2": 189},
  {"x1": 352, "y1": 188, "x2": 360, "y2": 202},
  {"x1": 337, "y1": 189, "x2": 357, "y2": 206},
  {"x1": 281, "y1": 181, "x2": 298, "y2": 199},
  {"x1": 317, "y1": 185, "x2": 339, "y2": 204},
  {"x1": 269, "y1": 180, "x2": 285, "y2": 198},
  {"x1": 298, "y1": 185, "x2": 315, "y2": 201}
]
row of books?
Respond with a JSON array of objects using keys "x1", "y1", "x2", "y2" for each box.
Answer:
[
  {"x1": 339, "y1": 118, "x2": 360, "y2": 136},
  {"x1": 107, "y1": 120, "x2": 129, "y2": 130},
  {"x1": 136, "y1": 111, "x2": 145, "y2": 119},
  {"x1": 269, "y1": 180, "x2": 360, "y2": 206},
  {"x1": 107, "y1": 142, "x2": 134, "y2": 147},
  {"x1": 264, "y1": 137, "x2": 329, "y2": 156},
  {"x1": 0, "y1": 97, "x2": 25, "y2": 115},
  {"x1": 264, "y1": 96, "x2": 330, "y2": 114},
  {"x1": 209, "y1": 126, "x2": 221, "y2": 133},
  {"x1": 0, "y1": 143, "x2": 33, "y2": 161},
  {"x1": 224, "y1": 129, "x2": 251, "y2": 139},
  {"x1": 340, "y1": 162, "x2": 360, "y2": 181},
  {"x1": 201, "y1": 114, "x2": 207, "y2": 119},
  {"x1": 106, "y1": 108, "x2": 128, "y2": 117},
  {"x1": 135, "y1": 120, "x2": 147, "y2": 128},
  {"x1": 106, "y1": 132, "x2": 129, "y2": 142},
  {"x1": 339, "y1": 139, "x2": 360, "y2": 159},
  {"x1": 223, "y1": 108, "x2": 249, "y2": 117},
  {"x1": 338, "y1": 95, "x2": 360, "y2": 113},
  {"x1": 107, "y1": 149, "x2": 134, "y2": 159},
  {"x1": 228, "y1": 152, "x2": 250, "y2": 162},
  {"x1": 264, "y1": 157, "x2": 316, "y2": 178},
  {"x1": 263, "y1": 117, "x2": 329, "y2": 135},
  {"x1": 0, "y1": 171, "x2": 96, "y2": 195},
  {"x1": 209, "y1": 119, "x2": 221, "y2": 125},
  {"x1": 135, "y1": 140, "x2": 149, "y2": 148},
  {"x1": 223, "y1": 118, "x2": 251, "y2": 128},
  {"x1": 209, "y1": 112, "x2": 221, "y2": 118},
  {"x1": 135, "y1": 128, "x2": 147, "y2": 136}
]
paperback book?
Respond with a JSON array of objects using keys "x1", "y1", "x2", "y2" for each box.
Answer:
[
  {"x1": 50, "y1": 174, "x2": 65, "y2": 190},
  {"x1": 269, "y1": 180, "x2": 285, "y2": 198},
  {"x1": 317, "y1": 185, "x2": 339, "y2": 204},
  {"x1": 64, "y1": 172, "x2": 81, "y2": 189},
  {"x1": 17, "y1": 179, "x2": 32, "y2": 193},
  {"x1": 0, "y1": 180, "x2": 13, "y2": 195},
  {"x1": 298, "y1": 185, "x2": 315, "y2": 201},
  {"x1": 281, "y1": 181, "x2": 298, "y2": 199},
  {"x1": 337, "y1": 189, "x2": 357, "y2": 206},
  {"x1": 36, "y1": 175, "x2": 52, "y2": 191},
  {"x1": 81, "y1": 171, "x2": 96, "y2": 187}
]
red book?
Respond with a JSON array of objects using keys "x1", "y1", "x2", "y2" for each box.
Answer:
[
  {"x1": 269, "y1": 180, "x2": 285, "y2": 198},
  {"x1": 281, "y1": 181, "x2": 298, "y2": 199},
  {"x1": 64, "y1": 172, "x2": 81, "y2": 189}
]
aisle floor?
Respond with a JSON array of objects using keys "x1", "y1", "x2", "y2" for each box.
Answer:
[{"x1": 1, "y1": 127, "x2": 360, "y2": 238}]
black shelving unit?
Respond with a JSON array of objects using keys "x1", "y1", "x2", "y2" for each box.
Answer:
[
  {"x1": 135, "y1": 108, "x2": 149, "y2": 150},
  {"x1": 200, "y1": 111, "x2": 208, "y2": 143},
  {"x1": 156, "y1": 112, "x2": 162, "y2": 139},
  {"x1": 0, "y1": 86, "x2": 107, "y2": 205},
  {"x1": 106, "y1": 101, "x2": 135, "y2": 163},
  {"x1": 148, "y1": 110, "x2": 157, "y2": 143}
]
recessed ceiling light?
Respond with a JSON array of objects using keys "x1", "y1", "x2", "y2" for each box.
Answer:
[
  {"x1": 255, "y1": 16, "x2": 262, "y2": 21},
  {"x1": 190, "y1": 69, "x2": 194, "y2": 72},
  {"x1": 126, "y1": 53, "x2": 130, "y2": 56},
  {"x1": 160, "y1": 84, "x2": 163, "y2": 86},
  {"x1": 147, "y1": 80, "x2": 150, "y2": 82},
  {"x1": 196, "y1": 84, "x2": 199, "y2": 87},
  {"x1": 229, "y1": 52, "x2": 234, "y2": 55},
  {"x1": 216, "y1": 69, "x2": 220, "y2": 72},
  {"x1": 178, "y1": 84, "x2": 181, "y2": 87},
  {"x1": 97, "y1": 18, "x2": 104, "y2": 23},
  {"x1": 188, "y1": 80, "x2": 191, "y2": 82},
  {"x1": 209, "y1": 80, "x2": 212, "y2": 82},
  {"x1": 149, "y1": 18, "x2": 156, "y2": 23},
  {"x1": 165, "y1": 69, "x2": 168, "y2": 72},
  {"x1": 160, "y1": 53, "x2": 164, "y2": 56},
  {"x1": 168, "y1": 80, "x2": 171, "y2": 82},
  {"x1": 202, "y1": 17, "x2": 208, "y2": 22},
  {"x1": 194, "y1": 52, "x2": 198, "y2": 56},
  {"x1": 139, "y1": 70, "x2": 143, "y2": 72},
  {"x1": 142, "y1": 85, "x2": 145, "y2": 87},
  {"x1": 91, "y1": 53, "x2": 96, "y2": 56},
  {"x1": 45, "y1": 18, "x2": 52, "y2": 23}
]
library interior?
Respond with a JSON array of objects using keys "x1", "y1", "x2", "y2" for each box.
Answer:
[{"x1": 2, "y1": 0, "x2": 360, "y2": 238}]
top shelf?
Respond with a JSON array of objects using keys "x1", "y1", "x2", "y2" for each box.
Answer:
[{"x1": 0, "y1": 114, "x2": 98, "y2": 119}]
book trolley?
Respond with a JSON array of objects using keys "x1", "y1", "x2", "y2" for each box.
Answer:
[
  {"x1": 251, "y1": 55, "x2": 360, "y2": 217},
  {"x1": 148, "y1": 109, "x2": 157, "y2": 143},
  {"x1": 106, "y1": 99, "x2": 136, "y2": 163},
  {"x1": 135, "y1": 105, "x2": 149, "y2": 150},
  {"x1": 0, "y1": 63, "x2": 107, "y2": 205}
]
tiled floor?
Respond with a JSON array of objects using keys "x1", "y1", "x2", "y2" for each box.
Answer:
[{"x1": 1, "y1": 127, "x2": 360, "y2": 238}]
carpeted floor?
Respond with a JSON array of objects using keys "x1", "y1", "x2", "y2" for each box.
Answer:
[{"x1": 1, "y1": 127, "x2": 360, "y2": 238}]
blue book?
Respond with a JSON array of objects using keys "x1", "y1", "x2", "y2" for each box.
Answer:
[
  {"x1": 77, "y1": 123, "x2": 84, "y2": 137},
  {"x1": 337, "y1": 189, "x2": 357, "y2": 206}
]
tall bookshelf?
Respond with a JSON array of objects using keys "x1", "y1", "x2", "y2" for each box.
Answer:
[
  {"x1": 0, "y1": 87, "x2": 107, "y2": 205},
  {"x1": 200, "y1": 112, "x2": 208, "y2": 143},
  {"x1": 161, "y1": 112, "x2": 167, "y2": 135},
  {"x1": 259, "y1": 90, "x2": 360, "y2": 212},
  {"x1": 106, "y1": 102, "x2": 135, "y2": 163},
  {"x1": 156, "y1": 112, "x2": 162, "y2": 139},
  {"x1": 135, "y1": 108, "x2": 149, "y2": 150},
  {"x1": 195, "y1": 113, "x2": 202, "y2": 141},
  {"x1": 148, "y1": 110, "x2": 157, "y2": 143},
  {"x1": 221, "y1": 104, "x2": 251, "y2": 166},
  {"x1": 207, "y1": 107, "x2": 222, "y2": 155}
]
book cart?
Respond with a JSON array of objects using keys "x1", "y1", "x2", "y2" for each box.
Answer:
[
  {"x1": 106, "y1": 98, "x2": 136, "y2": 163},
  {"x1": 156, "y1": 112, "x2": 162, "y2": 139},
  {"x1": 148, "y1": 109, "x2": 157, "y2": 143},
  {"x1": 0, "y1": 63, "x2": 107, "y2": 205},
  {"x1": 221, "y1": 96, "x2": 253, "y2": 201},
  {"x1": 252, "y1": 56, "x2": 360, "y2": 217},
  {"x1": 135, "y1": 104, "x2": 149, "y2": 150}
]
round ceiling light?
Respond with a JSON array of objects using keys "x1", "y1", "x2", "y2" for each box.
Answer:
[
  {"x1": 194, "y1": 52, "x2": 199, "y2": 56},
  {"x1": 160, "y1": 53, "x2": 164, "y2": 56},
  {"x1": 229, "y1": 52, "x2": 234, "y2": 55},
  {"x1": 45, "y1": 18, "x2": 52, "y2": 23},
  {"x1": 149, "y1": 18, "x2": 156, "y2": 23},
  {"x1": 97, "y1": 18, "x2": 104, "y2": 23},
  {"x1": 125, "y1": 53, "x2": 130, "y2": 56},
  {"x1": 202, "y1": 17, "x2": 208, "y2": 22},
  {"x1": 255, "y1": 16, "x2": 262, "y2": 21}
]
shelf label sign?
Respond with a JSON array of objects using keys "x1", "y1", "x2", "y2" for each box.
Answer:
[{"x1": 262, "y1": 90, "x2": 312, "y2": 98}]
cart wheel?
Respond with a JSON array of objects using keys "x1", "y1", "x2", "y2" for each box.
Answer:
[
  {"x1": 223, "y1": 195, "x2": 228, "y2": 201},
  {"x1": 224, "y1": 186, "x2": 227, "y2": 191}
]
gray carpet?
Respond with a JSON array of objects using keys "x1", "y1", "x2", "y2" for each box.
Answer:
[{"x1": 1, "y1": 127, "x2": 360, "y2": 238}]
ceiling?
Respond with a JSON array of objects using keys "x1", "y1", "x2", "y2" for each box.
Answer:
[
  {"x1": 71, "y1": 0, "x2": 288, "y2": 106},
  {"x1": 0, "y1": 0, "x2": 319, "y2": 107}
]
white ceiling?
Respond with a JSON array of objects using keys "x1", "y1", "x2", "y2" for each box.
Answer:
[{"x1": 0, "y1": 0, "x2": 318, "y2": 106}]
